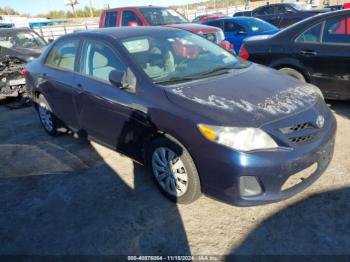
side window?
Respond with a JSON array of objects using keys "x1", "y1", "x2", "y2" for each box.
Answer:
[
  {"x1": 275, "y1": 5, "x2": 286, "y2": 14},
  {"x1": 295, "y1": 23, "x2": 323, "y2": 43},
  {"x1": 207, "y1": 20, "x2": 223, "y2": 29},
  {"x1": 45, "y1": 39, "x2": 79, "y2": 71},
  {"x1": 224, "y1": 21, "x2": 246, "y2": 34},
  {"x1": 254, "y1": 6, "x2": 274, "y2": 15},
  {"x1": 122, "y1": 11, "x2": 142, "y2": 26},
  {"x1": 80, "y1": 40, "x2": 126, "y2": 82},
  {"x1": 323, "y1": 15, "x2": 350, "y2": 44},
  {"x1": 104, "y1": 11, "x2": 118, "y2": 27}
]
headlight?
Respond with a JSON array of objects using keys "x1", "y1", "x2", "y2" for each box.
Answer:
[{"x1": 198, "y1": 124, "x2": 278, "y2": 152}]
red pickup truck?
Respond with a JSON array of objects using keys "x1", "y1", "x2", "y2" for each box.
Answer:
[{"x1": 99, "y1": 6, "x2": 233, "y2": 51}]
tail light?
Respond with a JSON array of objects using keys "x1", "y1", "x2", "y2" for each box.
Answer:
[
  {"x1": 21, "y1": 68, "x2": 27, "y2": 78},
  {"x1": 239, "y1": 45, "x2": 249, "y2": 60}
]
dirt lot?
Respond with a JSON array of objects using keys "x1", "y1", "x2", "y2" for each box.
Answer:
[{"x1": 0, "y1": 101, "x2": 349, "y2": 255}]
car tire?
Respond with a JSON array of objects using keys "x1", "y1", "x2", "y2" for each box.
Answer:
[
  {"x1": 36, "y1": 94, "x2": 60, "y2": 136},
  {"x1": 279, "y1": 67, "x2": 306, "y2": 83},
  {"x1": 147, "y1": 136, "x2": 202, "y2": 204}
]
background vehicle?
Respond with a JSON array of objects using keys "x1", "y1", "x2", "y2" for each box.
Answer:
[
  {"x1": 192, "y1": 15, "x2": 227, "y2": 23},
  {"x1": 25, "y1": 27, "x2": 335, "y2": 206},
  {"x1": 239, "y1": 9, "x2": 350, "y2": 100},
  {"x1": 204, "y1": 17, "x2": 279, "y2": 54},
  {"x1": 234, "y1": 3, "x2": 329, "y2": 28},
  {"x1": 99, "y1": 6, "x2": 233, "y2": 51},
  {"x1": 0, "y1": 27, "x2": 47, "y2": 100}
]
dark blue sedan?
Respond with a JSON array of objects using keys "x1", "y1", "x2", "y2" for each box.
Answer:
[
  {"x1": 25, "y1": 27, "x2": 336, "y2": 206},
  {"x1": 204, "y1": 17, "x2": 279, "y2": 54}
]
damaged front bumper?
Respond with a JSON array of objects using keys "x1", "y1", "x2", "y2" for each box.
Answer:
[{"x1": 190, "y1": 107, "x2": 337, "y2": 206}]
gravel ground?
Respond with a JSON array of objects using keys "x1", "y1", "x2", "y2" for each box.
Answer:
[{"x1": 0, "y1": 101, "x2": 349, "y2": 255}]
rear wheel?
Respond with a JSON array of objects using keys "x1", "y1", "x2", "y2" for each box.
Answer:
[
  {"x1": 36, "y1": 94, "x2": 60, "y2": 136},
  {"x1": 148, "y1": 136, "x2": 201, "y2": 204},
  {"x1": 279, "y1": 67, "x2": 306, "y2": 83}
]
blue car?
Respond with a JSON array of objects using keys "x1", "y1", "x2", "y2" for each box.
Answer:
[
  {"x1": 25, "y1": 27, "x2": 336, "y2": 206},
  {"x1": 204, "y1": 17, "x2": 279, "y2": 54}
]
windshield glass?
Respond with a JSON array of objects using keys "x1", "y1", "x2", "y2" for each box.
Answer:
[
  {"x1": 0, "y1": 30, "x2": 46, "y2": 49},
  {"x1": 290, "y1": 3, "x2": 311, "y2": 11},
  {"x1": 140, "y1": 8, "x2": 188, "y2": 25},
  {"x1": 240, "y1": 18, "x2": 278, "y2": 33},
  {"x1": 122, "y1": 30, "x2": 250, "y2": 85}
]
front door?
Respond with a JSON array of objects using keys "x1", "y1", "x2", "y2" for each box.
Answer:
[{"x1": 75, "y1": 39, "x2": 149, "y2": 159}]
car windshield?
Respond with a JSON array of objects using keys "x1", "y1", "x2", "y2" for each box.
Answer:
[
  {"x1": 121, "y1": 30, "x2": 250, "y2": 85},
  {"x1": 290, "y1": 3, "x2": 311, "y2": 11},
  {"x1": 240, "y1": 18, "x2": 278, "y2": 33},
  {"x1": 0, "y1": 30, "x2": 46, "y2": 49},
  {"x1": 140, "y1": 8, "x2": 188, "y2": 25}
]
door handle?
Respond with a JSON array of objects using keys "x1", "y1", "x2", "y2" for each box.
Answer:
[
  {"x1": 76, "y1": 83, "x2": 82, "y2": 88},
  {"x1": 300, "y1": 50, "x2": 317, "y2": 57}
]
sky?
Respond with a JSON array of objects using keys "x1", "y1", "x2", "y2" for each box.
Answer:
[{"x1": 0, "y1": 0, "x2": 202, "y2": 15}]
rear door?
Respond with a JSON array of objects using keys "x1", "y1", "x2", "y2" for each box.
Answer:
[
  {"x1": 293, "y1": 14, "x2": 350, "y2": 98},
  {"x1": 41, "y1": 38, "x2": 81, "y2": 129}
]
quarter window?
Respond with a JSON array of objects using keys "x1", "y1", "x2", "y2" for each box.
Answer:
[
  {"x1": 104, "y1": 11, "x2": 118, "y2": 27},
  {"x1": 45, "y1": 39, "x2": 79, "y2": 71},
  {"x1": 80, "y1": 40, "x2": 126, "y2": 82},
  {"x1": 323, "y1": 15, "x2": 350, "y2": 44},
  {"x1": 295, "y1": 23, "x2": 323, "y2": 43},
  {"x1": 122, "y1": 11, "x2": 142, "y2": 26}
]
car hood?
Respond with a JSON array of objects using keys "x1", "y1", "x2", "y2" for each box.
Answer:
[
  {"x1": 165, "y1": 23, "x2": 219, "y2": 34},
  {"x1": 2, "y1": 46, "x2": 44, "y2": 62},
  {"x1": 164, "y1": 63, "x2": 323, "y2": 127}
]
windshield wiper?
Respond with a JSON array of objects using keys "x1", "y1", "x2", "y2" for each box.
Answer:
[
  {"x1": 154, "y1": 76, "x2": 195, "y2": 85},
  {"x1": 193, "y1": 66, "x2": 236, "y2": 78}
]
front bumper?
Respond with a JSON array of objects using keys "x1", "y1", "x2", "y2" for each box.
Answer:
[{"x1": 190, "y1": 110, "x2": 337, "y2": 206}]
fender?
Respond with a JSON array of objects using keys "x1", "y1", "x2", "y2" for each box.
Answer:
[{"x1": 268, "y1": 57, "x2": 310, "y2": 82}]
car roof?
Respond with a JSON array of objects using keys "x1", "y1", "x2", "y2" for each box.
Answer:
[
  {"x1": 103, "y1": 6, "x2": 166, "y2": 12},
  {"x1": 66, "y1": 26, "x2": 183, "y2": 40},
  {"x1": 207, "y1": 16, "x2": 262, "y2": 22}
]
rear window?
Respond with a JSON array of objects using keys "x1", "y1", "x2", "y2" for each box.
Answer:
[
  {"x1": 104, "y1": 11, "x2": 118, "y2": 27},
  {"x1": 45, "y1": 39, "x2": 79, "y2": 71}
]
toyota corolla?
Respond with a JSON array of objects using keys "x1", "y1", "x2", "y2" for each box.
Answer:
[{"x1": 25, "y1": 27, "x2": 336, "y2": 206}]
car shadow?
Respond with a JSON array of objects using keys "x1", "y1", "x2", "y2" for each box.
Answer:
[
  {"x1": 228, "y1": 187, "x2": 350, "y2": 256},
  {"x1": 0, "y1": 107, "x2": 190, "y2": 255},
  {"x1": 327, "y1": 100, "x2": 350, "y2": 119}
]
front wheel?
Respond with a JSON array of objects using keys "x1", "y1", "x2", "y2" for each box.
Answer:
[{"x1": 148, "y1": 136, "x2": 202, "y2": 204}]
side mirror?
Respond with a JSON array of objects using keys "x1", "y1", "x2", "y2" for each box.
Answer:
[
  {"x1": 128, "y1": 21, "x2": 139, "y2": 27},
  {"x1": 48, "y1": 38, "x2": 54, "y2": 43},
  {"x1": 109, "y1": 70, "x2": 126, "y2": 88}
]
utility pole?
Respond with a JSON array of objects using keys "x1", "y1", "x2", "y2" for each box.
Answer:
[{"x1": 89, "y1": 0, "x2": 93, "y2": 17}]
